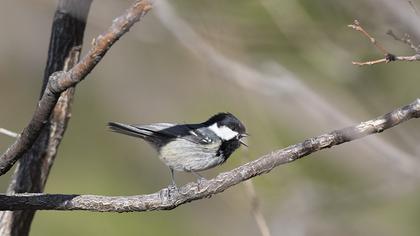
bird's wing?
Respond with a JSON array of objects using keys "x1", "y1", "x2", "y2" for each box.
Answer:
[
  {"x1": 183, "y1": 126, "x2": 220, "y2": 145},
  {"x1": 108, "y1": 122, "x2": 175, "y2": 140},
  {"x1": 135, "y1": 123, "x2": 220, "y2": 145},
  {"x1": 109, "y1": 122, "x2": 219, "y2": 145}
]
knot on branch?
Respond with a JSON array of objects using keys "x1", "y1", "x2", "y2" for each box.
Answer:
[{"x1": 385, "y1": 53, "x2": 396, "y2": 62}]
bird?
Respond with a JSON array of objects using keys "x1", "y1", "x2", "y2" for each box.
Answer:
[{"x1": 108, "y1": 112, "x2": 247, "y2": 187}]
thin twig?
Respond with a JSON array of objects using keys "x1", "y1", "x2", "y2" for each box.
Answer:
[
  {"x1": 242, "y1": 150, "x2": 271, "y2": 236},
  {"x1": 0, "y1": 99, "x2": 419, "y2": 212},
  {"x1": 0, "y1": 0, "x2": 152, "y2": 176},
  {"x1": 351, "y1": 58, "x2": 388, "y2": 66},
  {"x1": 349, "y1": 19, "x2": 420, "y2": 66},
  {"x1": 352, "y1": 55, "x2": 420, "y2": 66},
  {"x1": 0, "y1": 128, "x2": 19, "y2": 139},
  {"x1": 244, "y1": 180, "x2": 271, "y2": 236},
  {"x1": 348, "y1": 20, "x2": 389, "y2": 55}
]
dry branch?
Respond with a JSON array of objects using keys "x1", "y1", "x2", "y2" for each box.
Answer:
[
  {"x1": 348, "y1": 20, "x2": 420, "y2": 66},
  {"x1": 0, "y1": 98, "x2": 419, "y2": 212},
  {"x1": 0, "y1": 2, "x2": 92, "y2": 235},
  {"x1": 0, "y1": 0, "x2": 152, "y2": 176}
]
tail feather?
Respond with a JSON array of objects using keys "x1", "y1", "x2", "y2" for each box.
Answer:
[{"x1": 108, "y1": 122, "x2": 153, "y2": 139}]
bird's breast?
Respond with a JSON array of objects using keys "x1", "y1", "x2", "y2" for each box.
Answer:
[{"x1": 159, "y1": 138, "x2": 224, "y2": 172}]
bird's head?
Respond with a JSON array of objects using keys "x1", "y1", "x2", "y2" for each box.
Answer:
[{"x1": 204, "y1": 112, "x2": 248, "y2": 146}]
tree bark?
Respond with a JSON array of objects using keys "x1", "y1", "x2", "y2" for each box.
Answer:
[{"x1": 0, "y1": 1, "x2": 91, "y2": 235}]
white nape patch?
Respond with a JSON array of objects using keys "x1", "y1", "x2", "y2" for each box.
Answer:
[{"x1": 209, "y1": 123, "x2": 238, "y2": 140}]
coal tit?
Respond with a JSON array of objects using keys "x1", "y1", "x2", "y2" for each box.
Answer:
[{"x1": 108, "y1": 113, "x2": 247, "y2": 187}]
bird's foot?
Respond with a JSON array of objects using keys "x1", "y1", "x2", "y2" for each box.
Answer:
[
  {"x1": 167, "y1": 183, "x2": 178, "y2": 192},
  {"x1": 195, "y1": 176, "x2": 207, "y2": 184},
  {"x1": 160, "y1": 183, "x2": 178, "y2": 201},
  {"x1": 190, "y1": 171, "x2": 207, "y2": 183}
]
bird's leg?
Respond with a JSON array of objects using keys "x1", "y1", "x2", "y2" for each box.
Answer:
[
  {"x1": 159, "y1": 168, "x2": 178, "y2": 200},
  {"x1": 191, "y1": 170, "x2": 207, "y2": 184},
  {"x1": 168, "y1": 167, "x2": 178, "y2": 191}
]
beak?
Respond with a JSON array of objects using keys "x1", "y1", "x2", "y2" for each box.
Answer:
[
  {"x1": 239, "y1": 133, "x2": 248, "y2": 147},
  {"x1": 239, "y1": 139, "x2": 248, "y2": 147},
  {"x1": 237, "y1": 133, "x2": 249, "y2": 147}
]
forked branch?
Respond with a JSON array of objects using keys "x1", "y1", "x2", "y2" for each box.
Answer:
[
  {"x1": 348, "y1": 20, "x2": 420, "y2": 66},
  {"x1": 0, "y1": 99, "x2": 419, "y2": 212},
  {"x1": 0, "y1": 0, "x2": 152, "y2": 175}
]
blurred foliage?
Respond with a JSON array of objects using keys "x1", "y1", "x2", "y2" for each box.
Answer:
[{"x1": 1, "y1": 0, "x2": 420, "y2": 235}]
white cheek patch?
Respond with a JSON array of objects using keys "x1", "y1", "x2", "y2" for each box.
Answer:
[{"x1": 209, "y1": 123, "x2": 238, "y2": 140}]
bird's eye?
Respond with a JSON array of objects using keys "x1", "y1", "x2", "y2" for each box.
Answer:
[{"x1": 228, "y1": 124, "x2": 238, "y2": 132}]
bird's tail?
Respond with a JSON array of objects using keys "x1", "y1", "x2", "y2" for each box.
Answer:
[{"x1": 108, "y1": 122, "x2": 154, "y2": 139}]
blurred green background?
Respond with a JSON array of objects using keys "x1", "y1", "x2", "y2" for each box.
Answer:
[{"x1": 1, "y1": 0, "x2": 420, "y2": 235}]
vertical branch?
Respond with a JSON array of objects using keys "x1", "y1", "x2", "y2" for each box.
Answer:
[
  {"x1": 40, "y1": 0, "x2": 91, "y2": 97},
  {"x1": 0, "y1": 1, "x2": 91, "y2": 235}
]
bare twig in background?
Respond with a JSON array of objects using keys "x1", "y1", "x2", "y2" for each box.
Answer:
[
  {"x1": 0, "y1": 99, "x2": 418, "y2": 212},
  {"x1": 0, "y1": 0, "x2": 152, "y2": 176},
  {"x1": 0, "y1": 129, "x2": 19, "y2": 139},
  {"x1": 242, "y1": 150, "x2": 271, "y2": 236},
  {"x1": 244, "y1": 180, "x2": 271, "y2": 236},
  {"x1": 351, "y1": 58, "x2": 388, "y2": 66},
  {"x1": 348, "y1": 20, "x2": 390, "y2": 55},
  {"x1": 351, "y1": 55, "x2": 420, "y2": 66},
  {"x1": 348, "y1": 19, "x2": 420, "y2": 66}
]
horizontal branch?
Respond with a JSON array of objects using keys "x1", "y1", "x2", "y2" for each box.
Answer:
[
  {"x1": 0, "y1": 99, "x2": 419, "y2": 212},
  {"x1": 352, "y1": 55, "x2": 420, "y2": 66},
  {"x1": 0, "y1": 0, "x2": 152, "y2": 176}
]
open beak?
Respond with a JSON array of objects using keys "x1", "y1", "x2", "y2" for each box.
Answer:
[{"x1": 239, "y1": 133, "x2": 249, "y2": 147}]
